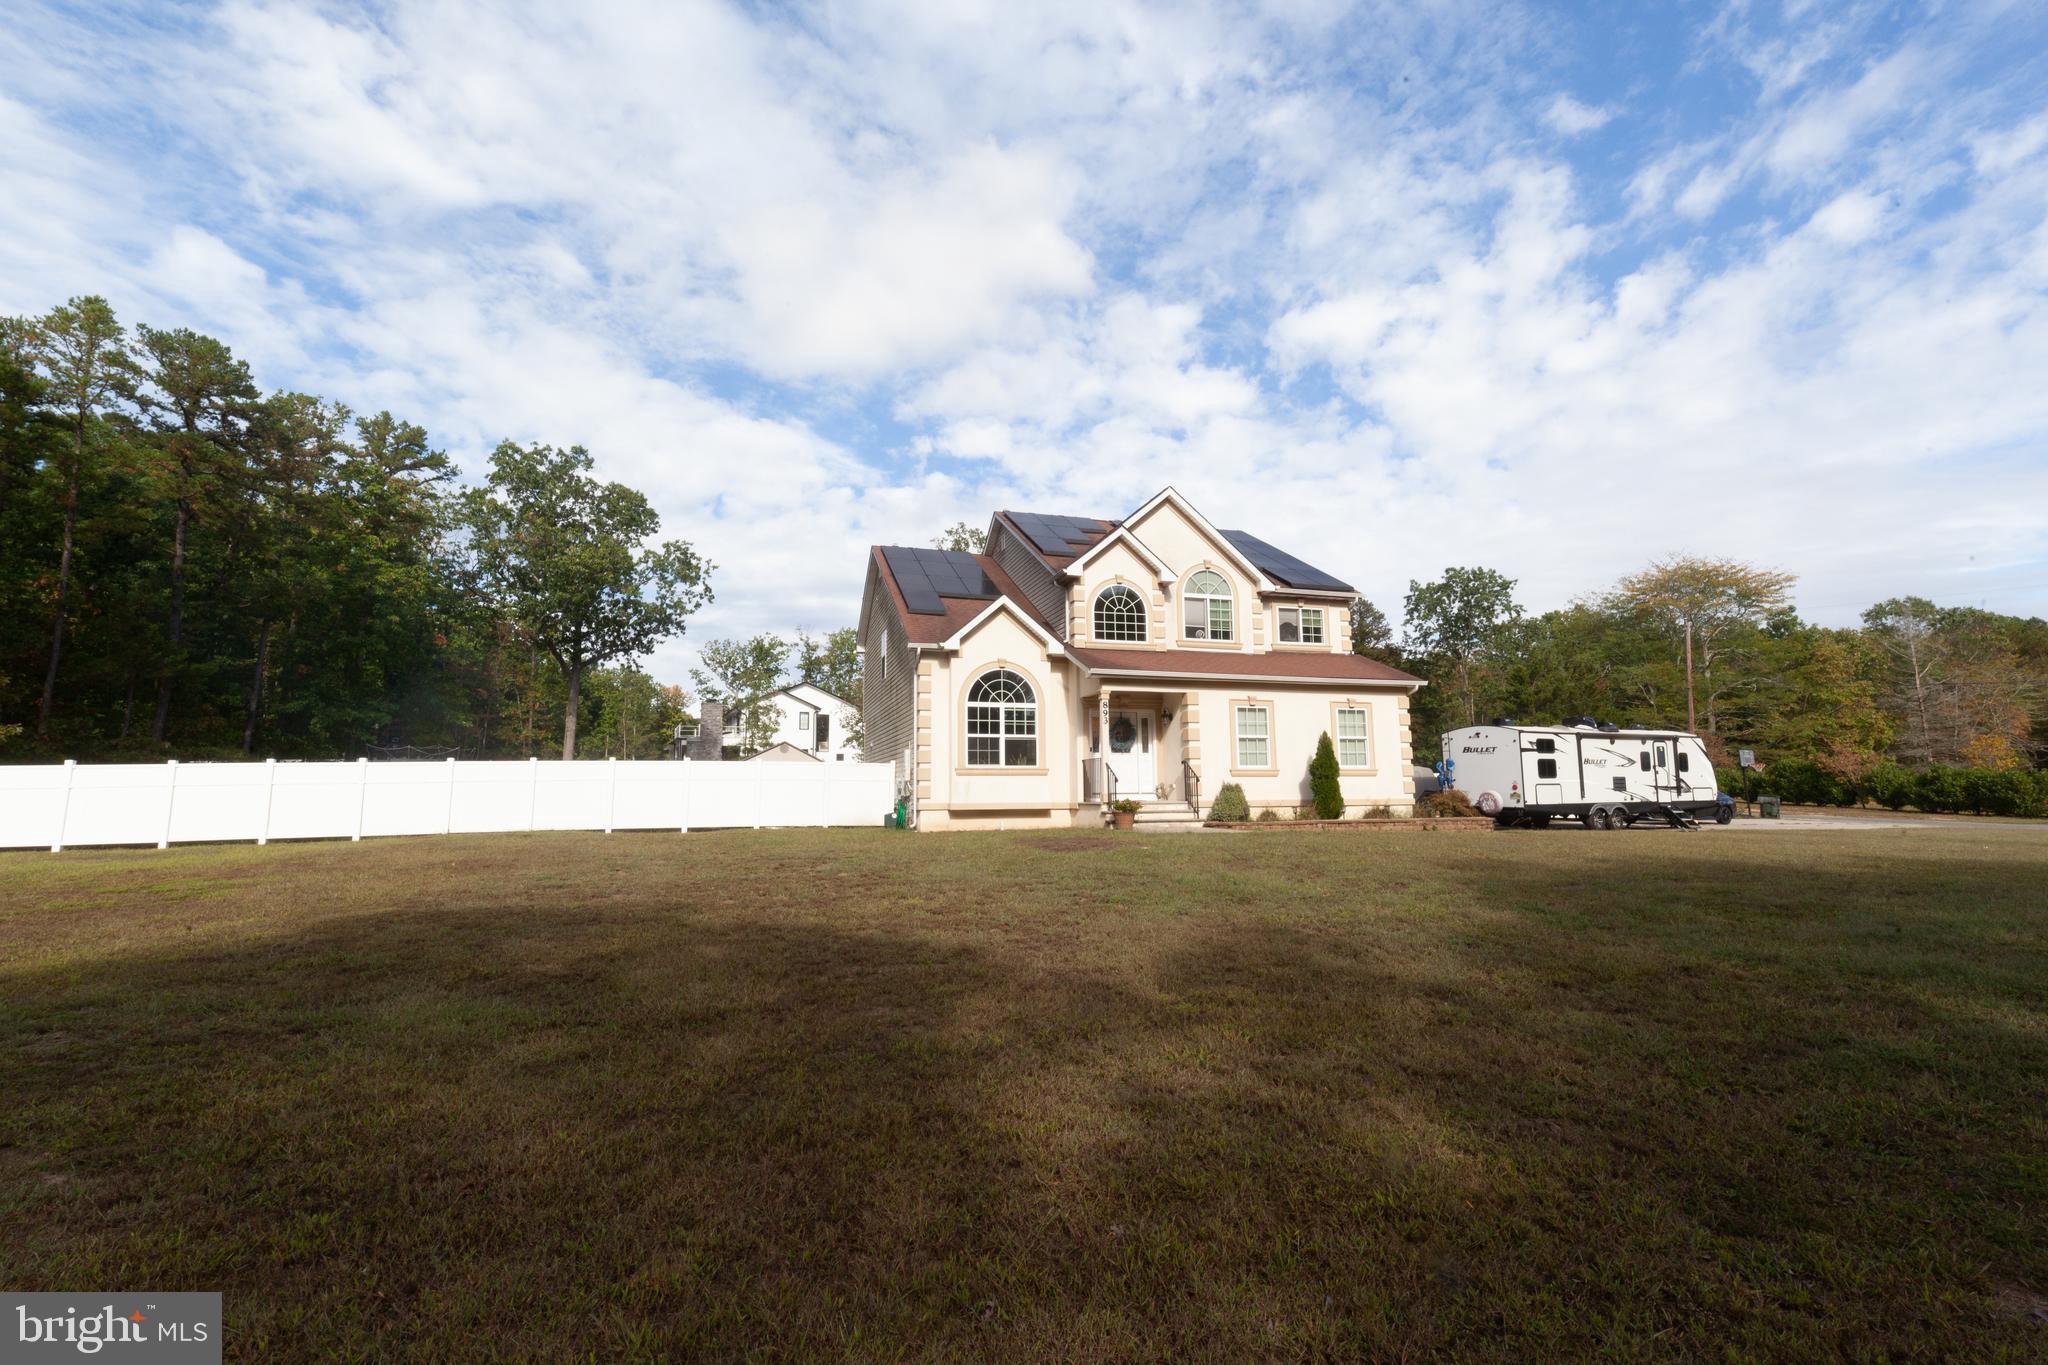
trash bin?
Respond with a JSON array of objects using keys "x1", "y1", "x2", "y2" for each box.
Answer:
[
  {"x1": 894, "y1": 798, "x2": 908, "y2": 829},
  {"x1": 1759, "y1": 794, "x2": 1781, "y2": 819}
]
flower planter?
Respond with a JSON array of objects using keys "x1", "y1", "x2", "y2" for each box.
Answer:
[{"x1": 1112, "y1": 810, "x2": 1136, "y2": 830}]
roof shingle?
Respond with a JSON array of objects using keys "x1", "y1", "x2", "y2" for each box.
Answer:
[{"x1": 1065, "y1": 644, "x2": 1420, "y2": 684}]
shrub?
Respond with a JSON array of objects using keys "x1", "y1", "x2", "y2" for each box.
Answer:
[
  {"x1": 1256, "y1": 808, "x2": 1281, "y2": 823},
  {"x1": 1866, "y1": 763, "x2": 1915, "y2": 811},
  {"x1": 1208, "y1": 782, "x2": 1250, "y2": 822},
  {"x1": 1308, "y1": 732, "x2": 1345, "y2": 820},
  {"x1": 1418, "y1": 789, "x2": 1477, "y2": 817},
  {"x1": 1293, "y1": 804, "x2": 1319, "y2": 821},
  {"x1": 1960, "y1": 766, "x2": 2040, "y2": 817},
  {"x1": 1914, "y1": 765, "x2": 1965, "y2": 814},
  {"x1": 1763, "y1": 757, "x2": 1851, "y2": 807},
  {"x1": 1360, "y1": 804, "x2": 1393, "y2": 819}
]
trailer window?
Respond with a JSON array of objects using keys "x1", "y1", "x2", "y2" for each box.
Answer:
[
  {"x1": 1656, "y1": 744, "x2": 1667, "y2": 768},
  {"x1": 1640, "y1": 749, "x2": 1651, "y2": 771},
  {"x1": 1534, "y1": 738, "x2": 1555, "y2": 754},
  {"x1": 1537, "y1": 758, "x2": 1557, "y2": 779},
  {"x1": 1677, "y1": 752, "x2": 1690, "y2": 772}
]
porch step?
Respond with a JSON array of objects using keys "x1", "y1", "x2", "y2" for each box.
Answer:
[{"x1": 1105, "y1": 804, "x2": 1204, "y2": 825}]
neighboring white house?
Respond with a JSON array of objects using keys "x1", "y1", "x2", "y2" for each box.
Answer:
[{"x1": 762, "y1": 683, "x2": 862, "y2": 762}]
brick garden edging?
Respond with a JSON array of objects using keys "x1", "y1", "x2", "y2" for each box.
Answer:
[{"x1": 1202, "y1": 816, "x2": 1496, "y2": 832}]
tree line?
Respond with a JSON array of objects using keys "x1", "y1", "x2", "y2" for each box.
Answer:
[
  {"x1": 1, "y1": 296, "x2": 711, "y2": 761},
  {"x1": 1357, "y1": 560, "x2": 2048, "y2": 807}
]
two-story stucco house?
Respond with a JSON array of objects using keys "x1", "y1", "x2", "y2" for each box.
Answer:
[{"x1": 857, "y1": 488, "x2": 1422, "y2": 830}]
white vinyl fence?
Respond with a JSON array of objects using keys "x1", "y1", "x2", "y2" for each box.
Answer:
[{"x1": 2, "y1": 758, "x2": 898, "y2": 852}]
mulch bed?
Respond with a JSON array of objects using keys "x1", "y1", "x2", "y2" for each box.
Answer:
[{"x1": 1204, "y1": 816, "x2": 1495, "y2": 832}]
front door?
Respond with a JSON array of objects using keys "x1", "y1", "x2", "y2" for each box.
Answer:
[{"x1": 1103, "y1": 710, "x2": 1155, "y2": 800}]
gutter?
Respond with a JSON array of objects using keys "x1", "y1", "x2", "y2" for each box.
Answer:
[{"x1": 1072, "y1": 660, "x2": 1422, "y2": 690}]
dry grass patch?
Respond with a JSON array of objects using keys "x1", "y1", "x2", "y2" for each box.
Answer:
[{"x1": 2, "y1": 824, "x2": 2045, "y2": 1359}]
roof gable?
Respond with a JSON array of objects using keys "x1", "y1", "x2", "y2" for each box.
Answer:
[
  {"x1": 1060, "y1": 522, "x2": 1171, "y2": 581},
  {"x1": 1122, "y1": 486, "x2": 1273, "y2": 589},
  {"x1": 941, "y1": 594, "x2": 1066, "y2": 655}
]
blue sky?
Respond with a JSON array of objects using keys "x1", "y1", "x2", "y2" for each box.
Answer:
[{"x1": 5, "y1": 0, "x2": 2046, "y2": 681}]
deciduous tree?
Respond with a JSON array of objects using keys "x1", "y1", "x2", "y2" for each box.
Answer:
[
  {"x1": 1403, "y1": 567, "x2": 1523, "y2": 728},
  {"x1": 932, "y1": 521, "x2": 986, "y2": 553},
  {"x1": 689, "y1": 634, "x2": 790, "y2": 753},
  {"x1": 465, "y1": 442, "x2": 713, "y2": 759},
  {"x1": 1610, "y1": 557, "x2": 1795, "y2": 734}
]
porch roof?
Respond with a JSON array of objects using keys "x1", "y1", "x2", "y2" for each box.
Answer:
[{"x1": 1067, "y1": 644, "x2": 1421, "y2": 686}]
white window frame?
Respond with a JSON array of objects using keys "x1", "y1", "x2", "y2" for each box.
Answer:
[
  {"x1": 1092, "y1": 584, "x2": 1148, "y2": 642},
  {"x1": 798, "y1": 711, "x2": 811, "y2": 732},
  {"x1": 1277, "y1": 606, "x2": 1326, "y2": 645},
  {"x1": 965, "y1": 669, "x2": 1038, "y2": 768},
  {"x1": 878, "y1": 626, "x2": 889, "y2": 679},
  {"x1": 1234, "y1": 703, "x2": 1271, "y2": 770},
  {"x1": 1335, "y1": 706, "x2": 1370, "y2": 768},
  {"x1": 1183, "y1": 570, "x2": 1234, "y2": 642}
]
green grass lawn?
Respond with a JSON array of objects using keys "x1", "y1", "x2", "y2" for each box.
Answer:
[{"x1": 3, "y1": 825, "x2": 2044, "y2": 1360}]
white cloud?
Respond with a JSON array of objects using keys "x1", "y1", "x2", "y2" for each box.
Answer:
[
  {"x1": 1542, "y1": 94, "x2": 1615, "y2": 136},
  {"x1": 2, "y1": 0, "x2": 2043, "y2": 678}
]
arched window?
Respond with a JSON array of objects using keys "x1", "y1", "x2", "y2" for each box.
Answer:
[
  {"x1": 1183, "y1": 569, "x2": 1233, "y2": 641},
  {"x1": 1092, "y1": 585, "x2": 1147, "y2": 642},
  {"x1": 966, "y1": 669, "x2": 1037, "y2": 767}
]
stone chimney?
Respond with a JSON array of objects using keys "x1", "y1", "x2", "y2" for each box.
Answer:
[{"x1": 687, "y1": 701, "x2": 724, "y2": 760}]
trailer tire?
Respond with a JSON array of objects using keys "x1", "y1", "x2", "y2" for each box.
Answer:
[
  {"x1": 1589, "y1": 806, "x2": 1613, "y2": 830},
  {"x1": 1473, "y1": 790, "x2": 1503, "y2": 816}
]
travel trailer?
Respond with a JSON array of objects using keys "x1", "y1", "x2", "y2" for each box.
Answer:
[{"x1": 1440, "y1": 720, "x2": 1730, "y2": 829}]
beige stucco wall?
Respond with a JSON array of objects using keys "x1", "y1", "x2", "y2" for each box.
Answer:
[
  {"x1": 1123, "y1": 504, "x2": 1260, "y2": 653},
  {"x1": 1258, "y1": 598, "x2": 1350, "y2": 656},
  {"x1": 1194, "y1": 684, "x2": 1414, "y2": 815},
  {"x1": 921, "y1": 606, "x2": 1077, "y2": 827}
]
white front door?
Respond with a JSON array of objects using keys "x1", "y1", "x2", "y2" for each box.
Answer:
[{"x1": 1103, "y1": 710, "x2": 1156, "y2": 800}]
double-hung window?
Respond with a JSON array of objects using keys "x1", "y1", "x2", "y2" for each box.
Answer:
[
  {"x1": 1183, "y1": 570, "x2": 1233, "y2": 641},
  {"x1": 1278, "y1": 606, "x2": 1325, "y2": 644},
  {"x1": 966, "y1": 669, "x2": 1037, "y2": 767},
  {"x1": 1234, "y1": 703, "x2": 1271, "y2": 769},
  {"x1": 798, "y1": 711, "x2": 811, "y2": 732},
  {"x1": 1335, "y1": 707, "x2": 1370, "y2": 767}
]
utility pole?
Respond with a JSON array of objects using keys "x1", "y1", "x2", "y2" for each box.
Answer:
[{"x1": 1684, "y1": 621, "x2": 1697, "y2": 733}]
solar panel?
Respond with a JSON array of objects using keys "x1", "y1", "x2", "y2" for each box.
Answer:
[
  {"x1": 881, "y1": 546, "x2": 997, "y2": 615},
  {"x1": 1219, "y1": 529, "x2": 1354, "y2": 592},
  {"x1": 1006, "y1": 511, "x2": 1109, "y2": 558}
]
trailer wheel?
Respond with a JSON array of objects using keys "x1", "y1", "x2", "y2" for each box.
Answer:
[{"x1": 1589, "y1": 806, "x2": 1613, "y2": 830}]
